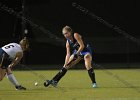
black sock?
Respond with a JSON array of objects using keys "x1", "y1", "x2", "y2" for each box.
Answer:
[
  {"x1": 52, "y1": 67, "x2": 67, "y2": 83},
  {"x1": 88, "y1": 68, "x2": 96, "y2": 83}
]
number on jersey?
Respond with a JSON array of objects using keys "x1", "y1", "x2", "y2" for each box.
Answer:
[{"x1": 4, "y1": 45, "x2": 14, "y2": 49}]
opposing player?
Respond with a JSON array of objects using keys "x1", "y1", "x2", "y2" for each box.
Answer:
[
  {"x1": 44, "y1": 26, "x2": 97, "y2": 88},
  {"x1": 0, "y1": 37, "x2": 29, "y2": 90}
]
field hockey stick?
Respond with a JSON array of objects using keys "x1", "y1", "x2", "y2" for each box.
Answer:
[{"x1": 66, "y1": 59, "x2": 76, "y2": 66}]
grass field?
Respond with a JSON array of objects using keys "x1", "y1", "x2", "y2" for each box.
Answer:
[{"x1": 0, "y1": 69, "x2": 140, "y2": 100}]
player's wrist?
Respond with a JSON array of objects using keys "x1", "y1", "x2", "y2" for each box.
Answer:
[{"x1": 75, "y1": 52, "x2": 80, "y2": 55}]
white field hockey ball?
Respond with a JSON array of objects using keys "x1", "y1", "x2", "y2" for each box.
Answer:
[{"x1": 35, "y1": 82, "x2": 38, "y2": 86}]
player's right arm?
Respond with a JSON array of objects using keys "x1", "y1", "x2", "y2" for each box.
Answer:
[{"x1": 64, "y1": 41, "x2": 71, "y2": 67}]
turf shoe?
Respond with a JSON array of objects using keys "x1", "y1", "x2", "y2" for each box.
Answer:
[
  {"x1": 51, "y1": 80, "x2": 58, "y2": 87},
  {"x1": 92, "y1": 83, "x2": 98, "y2": 88}
]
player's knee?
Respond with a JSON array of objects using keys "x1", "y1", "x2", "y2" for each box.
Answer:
[
  {"x1": 84, "y1": 54, "x2": 92, "y2": 60},
  {"x1": 64, "y1": 63, "x2": 73, "y2": 69}
]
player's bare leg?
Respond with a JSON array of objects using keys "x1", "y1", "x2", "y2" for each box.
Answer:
[
  {"x1": 6, "y1": 67, "x2": 26, "y2": 90},
  {"x1": 84, "y1": 53, "x2": 97, "y2": 88}
]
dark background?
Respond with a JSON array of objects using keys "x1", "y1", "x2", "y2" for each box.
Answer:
[{"x1": 0, "y1": 0, "x2": 140, "y2": 68}]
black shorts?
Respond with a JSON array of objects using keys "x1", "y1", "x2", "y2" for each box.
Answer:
[{"x1": 0, "y1": 48, "x2": 11, "y2": 69}]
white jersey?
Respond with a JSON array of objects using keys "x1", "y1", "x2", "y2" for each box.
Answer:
[{"x1": 2, "y1": 43, "x2": 23, "y2": 59}]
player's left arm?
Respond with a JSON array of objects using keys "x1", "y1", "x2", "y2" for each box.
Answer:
[
  {"x1": 9, "y1": 52, "x2": 23, "y2": 68},
  {"x1": 74, "y1": 33, "x2": 85, "y2": 55}
]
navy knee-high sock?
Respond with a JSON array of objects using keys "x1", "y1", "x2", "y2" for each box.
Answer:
[
  {"x1": 88, "y1": 68, "x2": 96, "y2": 83},
  {"x1": 52, "y1": 67, "x2": 67, "y2": 83}
]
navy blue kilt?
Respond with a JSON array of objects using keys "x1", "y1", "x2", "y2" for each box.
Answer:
[
  {"x1": 72, "y1": 44, "x2": 93, "y2": 58},
  {"x1": 0, "y1": 48, "x2": 11, "y2": 69}
]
